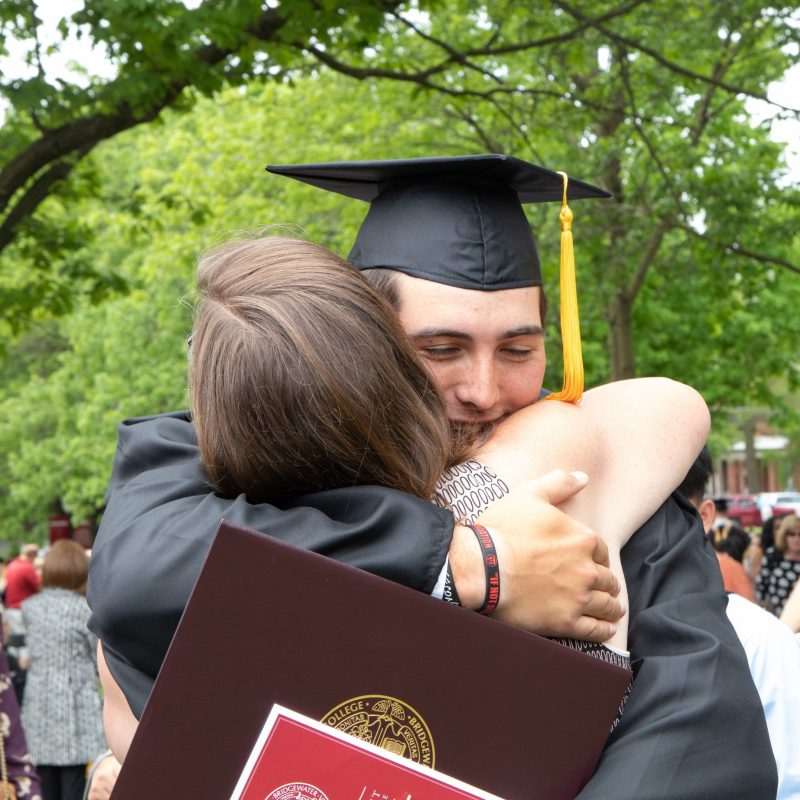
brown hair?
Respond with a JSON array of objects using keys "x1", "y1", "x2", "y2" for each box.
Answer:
[
  {"x1": 189, "y1": 237, "x2": 453, "y2": 502},
  {"x1": 42, "y1": 539, "x2": 89, "y2": 595},
  {"x1": 775, "y1": 513, "x2": 800, "y2": 552}
]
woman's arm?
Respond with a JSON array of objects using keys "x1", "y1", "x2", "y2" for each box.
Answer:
[
  {"x1": 479, "y1": 378, "x2": 709, "y2": 538},
  {"x1": 98, "y1": 641, "x2": 139, "y2": 763},
  {"x1": 475, "y1": 377, "x2": 710, "y2": 648}
]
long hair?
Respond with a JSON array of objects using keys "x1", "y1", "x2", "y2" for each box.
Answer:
[{"x1": 189, "y1": 236, "x2": 452, "y2": 501}]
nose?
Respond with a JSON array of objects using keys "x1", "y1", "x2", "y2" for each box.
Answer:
[{"x1": 453, "y1": 357, "x2": 499, "y2": 413}]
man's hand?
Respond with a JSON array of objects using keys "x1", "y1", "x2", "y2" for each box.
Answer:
[
  {"x1": 87, "y1": 752, "x2": 121, "y2": 800},
  {"x1": 449, "y1": 469, "x2": 623, "y2": 642}
]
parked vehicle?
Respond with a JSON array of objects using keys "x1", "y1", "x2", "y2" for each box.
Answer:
[
  {"x1": 757, "y1": 491, "x2": 800, "y2": 521},
  {"x1": 714, "y1": 494, "x2": 763, "y2": 528}
]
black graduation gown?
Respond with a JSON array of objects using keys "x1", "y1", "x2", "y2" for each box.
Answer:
[
  {"x1": 578, "y1": 493, "x2": 777, "y2": 799},
  {"x1": 86, "y1": 411, "x2": 453, "y2": 718},
  {"x1": 87, "y1": 411, "x2": 777, "y2": 799}
]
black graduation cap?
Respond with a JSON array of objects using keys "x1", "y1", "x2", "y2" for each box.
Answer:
[{"x1": 266, "y1": 154, "x2": 611, "y2": 291}]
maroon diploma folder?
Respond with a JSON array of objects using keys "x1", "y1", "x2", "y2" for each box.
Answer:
[{"x1": 113, "y1": 520, "x2": 631, "y2": 800}]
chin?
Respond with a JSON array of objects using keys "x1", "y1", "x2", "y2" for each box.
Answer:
[{"x1": 448, "y1": 419, "x2": 498, "y2": 457}]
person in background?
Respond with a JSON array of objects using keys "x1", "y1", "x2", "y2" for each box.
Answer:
[
  {"x1": 0, "y1": 611, "x2": 42, "y2": 800},
  {"x1": 21, "y1": 541, "x2": 106, "y2": 800},
  {"x1": 678, "y1": 447, "x2": 800, "y2": 799},
  {"x1": 756, "y1": 512, "x2": 800, "y2": 616},
  {"x1": 4, "y1": 547, "x2": 41, "y2": 612},
  {"x1": 4, "y1": 544, "x2": 41, "y2": 704},
  {"x1": 742, "y1": 529, "x2": 764, "y2": 586},
  {"x1": 780, "y1": 579, "x2": 800, "y2": 634},
  {"x1": 81, "y1": 751, "x2": 119, "y2": 800},
  {"x1": 707, "y1": 521, "x2": 755, "y2": 601}
]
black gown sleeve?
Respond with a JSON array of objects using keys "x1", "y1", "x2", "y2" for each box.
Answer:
[
  {"x1": 86, "y1": 411, "x2": 454, "y2": 718},
  {"x1": 577, "y1": 493, "x2": 778, "y2": 800}
]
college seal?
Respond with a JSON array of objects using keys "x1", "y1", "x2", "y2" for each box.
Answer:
[
  {"x1": 322, "y1": 694, "x2": 435, "y2": 767},
  {"x1": 266, "y1": 782, "x2": 329, "y2": 800}
]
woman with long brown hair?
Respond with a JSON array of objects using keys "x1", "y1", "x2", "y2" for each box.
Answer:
[{"x1": 188, "y1": 236, "x2": 707, "y2": 654}]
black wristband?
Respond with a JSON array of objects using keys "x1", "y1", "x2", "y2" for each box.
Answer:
[
  {"x1": 442, "y1": 559, "x2": 462, "y2": 606},
  {"x1": 469, "y1": 524, "x2": 500, "y2": 615}
]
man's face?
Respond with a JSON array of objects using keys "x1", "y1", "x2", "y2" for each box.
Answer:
[{"x1": 393, "y1": 272, "x2": 546, "y2": 435}]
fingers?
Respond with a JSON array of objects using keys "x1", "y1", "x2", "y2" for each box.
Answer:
[
  {"x1": 572, "y1": 616, "x2": 618, "y2": 644},
  {"x1": 583, "y1": 586, "x2": 624, "y2": 623},
  {"x1": 591, "y1": 561, "x2": 620, "y2": 597},
  {"x1": 526, "y1": 469, "x2": 589, "y2": 506}
]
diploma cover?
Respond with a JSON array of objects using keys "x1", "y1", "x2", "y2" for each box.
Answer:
[
  {"x1": 229, "y1": 705, "x2": 503, "y2": 800},
  {"x1": 113, "y1": 519, "x2": 631, "y2": 800}
]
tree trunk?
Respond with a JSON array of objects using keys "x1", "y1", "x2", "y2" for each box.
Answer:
[
  {"x1": 743, "y1": 418, "x2": 760, "y2": 494},
  {"x1": 608, "y1": 291, "x2": 636, "y2": 380}
]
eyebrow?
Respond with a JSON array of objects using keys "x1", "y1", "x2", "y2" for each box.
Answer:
[{"x1": 410, "y1": 325, "x2": 544, "y2": 340}]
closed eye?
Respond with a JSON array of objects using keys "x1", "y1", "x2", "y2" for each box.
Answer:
[
  {"x1": 421, "y1": 346, "x2": 461, "y2": 359},
  {"x1": 502, "y1": 347, "x2": 536, "y2": 359}
]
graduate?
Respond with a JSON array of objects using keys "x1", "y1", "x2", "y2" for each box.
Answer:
[{"x1": 88, "y1": 155, "x2": 776, "y2": 799}]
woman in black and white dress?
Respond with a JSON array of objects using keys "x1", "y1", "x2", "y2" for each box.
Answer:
[{"x1": 757, "y1": 513, "x2": 800, "y2": 616}]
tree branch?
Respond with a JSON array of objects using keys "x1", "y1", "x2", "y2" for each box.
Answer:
[
  {"x1": 301, "y1": 42, "x2": 452, "y2": 83},
  {"x1": 678, "y1": 223, "x2": 800, "y2": 276},
  {"x1": 626, "y1": 218, "x2": 672, "y2": 300},
  {"x1": 447, "y1": 107, "x2": 504, "y2": 152},
  {"x1": 618, "y1": 49, "x2": 685, "y2": 211},
  {"x1": 0, "y1": 7, "x2": 287, "y2": 217},
  {"x1": 554, "y1": 0, "x2": 800, "y2": 114},
  {"x1": 461, "y1": 0, "x2": 651, "y2": 57},
  {"x1": 0, "y1": 157, "x2": 81, "y2": 252},
  {"x1": 386, "y1": 6, "x2": 503, "y2": 85}
]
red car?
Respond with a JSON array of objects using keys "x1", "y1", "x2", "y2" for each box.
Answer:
[{"x1": 715, "y1": 494, "x2": 763, "y2": 528}]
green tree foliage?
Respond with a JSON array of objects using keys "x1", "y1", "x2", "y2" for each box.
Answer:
[
  {"x1": 310, "y1": 0, "x2": 800, "y2": 381},
  {"x1": 0, "y1": 0, "x2": 408, "y2": 330},
  {"x1": 0, "y1": 73, "x2": 453, "y2": 539},
  {"x1": 0, "y1": 1, "x2": 799, "y2": 541}
]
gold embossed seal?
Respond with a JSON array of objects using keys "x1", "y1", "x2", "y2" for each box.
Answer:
[
  {"x1": 322, "y1": 694, "x2": 435, "y2": 767},
  {"x1": 266, "y1": 782, "x2": 329, "y2": 800}
]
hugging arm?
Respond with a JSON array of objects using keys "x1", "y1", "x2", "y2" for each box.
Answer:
[
  {"x1": 477, "y1": 377, "x2": 710, "y2": 648},
  {"x1": 88, "y1": 410, "x2": 622, "y2": 727}
]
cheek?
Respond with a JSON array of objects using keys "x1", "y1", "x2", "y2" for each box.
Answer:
[
  {"x1": 500, "y1": 360, "x2": 546, "y2": 411},
  {"x1": 418, "y1": 361, "x2": 456, "y2": 398}
]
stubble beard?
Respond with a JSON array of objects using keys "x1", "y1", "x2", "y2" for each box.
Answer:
[{"x1": 447, "y1": 419, "x2": 496, "y2": 464}]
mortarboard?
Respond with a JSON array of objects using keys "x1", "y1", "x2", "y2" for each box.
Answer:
[
  {"x1": 266, "y1": 154, "x2": 612, "y2": 401},
  {"x1": 266, "y1": 154, "x2": 609, "y2": 291}
]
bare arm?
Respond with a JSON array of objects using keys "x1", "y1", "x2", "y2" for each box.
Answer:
[
  {"x1": 98, "y1": 642, "x2": 139, "y2": 763},
  {"x1": 475, "y1": 378, "x2": 710, "y2": 647},
  {"x1": 479, "y1": 378, "x2": 709, "y2": 540}
]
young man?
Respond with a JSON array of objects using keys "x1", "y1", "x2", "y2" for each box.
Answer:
[{"x1": 88, "y1": 155, "x2": 776, "y2": 798}]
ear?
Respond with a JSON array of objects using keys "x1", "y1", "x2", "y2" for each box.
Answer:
[{"x1": 698, "y1": 498, "x2": 716, "y2": 534}]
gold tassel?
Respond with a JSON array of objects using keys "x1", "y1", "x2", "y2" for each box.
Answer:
[{"x1": 545, "y1": 171, "x2": 584, "y2": 403}]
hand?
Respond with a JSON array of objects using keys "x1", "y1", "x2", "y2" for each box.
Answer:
[
  {"x1": 449, "y1": 469, "x2": 623, "y2": 642},
  {"x1": 87, "y1": 752, "x2": 121, "y2": 800}
]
